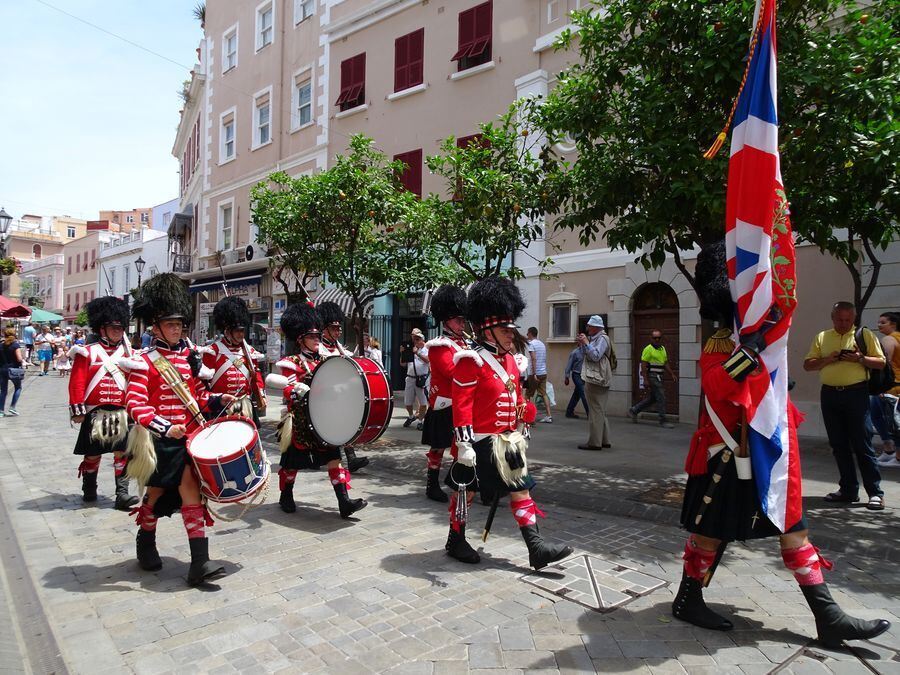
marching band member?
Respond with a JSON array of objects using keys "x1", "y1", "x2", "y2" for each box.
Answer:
[
  {"x1": 674, "y1": 243, "x2": 889, "y2": 647},
  {"x1": 317, "y1": 300, "x2": 369, "y2": 473},
  {"x1": 68, "y1": 296, "x2": 138, "y2": 509},
  {"x1": 203, "y1": 296, "x2": 267, "y2": 425},
  {"x1": 121, "y1": 274, "x2": 234, "y2": 586},
  {"x1": 267, "y1": 302, "x2": 367, "y2": 519},
  {"x1": 420, "y1": 285, "x2": 469, "y2": 503},
  {"x1": 444, "y1": 277, "x2": 573, "y2": 569}
]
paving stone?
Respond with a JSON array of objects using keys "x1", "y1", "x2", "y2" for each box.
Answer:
[{"x1": 468, "y1": 642, "x2": 504, "y2": 668}]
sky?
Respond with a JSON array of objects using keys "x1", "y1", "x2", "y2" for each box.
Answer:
[{"x1": 0, "y1": 0, "x2": 204, "y2": 221}]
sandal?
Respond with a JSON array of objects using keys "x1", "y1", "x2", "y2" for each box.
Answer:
[
  {"x1": 823, "y1": 491, "x2": 858, "y2": 503},
  {"x1": 866, "y1": 495, "x2": 885, "y2": 511}
]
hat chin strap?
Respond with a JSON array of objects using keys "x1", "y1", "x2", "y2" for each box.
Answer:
[{"x1": 483, "y1": 328, "x2": 510, "y2": 355}]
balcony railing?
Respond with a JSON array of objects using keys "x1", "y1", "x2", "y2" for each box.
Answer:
[{"x1": 172, "y1": 253, "x2": 192, "y2": 273}]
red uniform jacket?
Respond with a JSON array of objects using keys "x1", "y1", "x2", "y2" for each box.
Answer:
[
  {"x1": 121, "y1": 341, "x2": 217, "y2": 436},
  {"x1": 452, "y1": 347, "x2": 526, "y2": 439},
  {"x1": 68, "y1": 341, "x2": 128, "y2": 416},
  {"x1": 275, "y1": 354, "x2": 319, "y2": 403},
  {"x1": 424, "y1": 334, "x2": 468, "y2": 409},
  {"x1": 202, "y1": 339, "x2": 266, "y2": 399}
]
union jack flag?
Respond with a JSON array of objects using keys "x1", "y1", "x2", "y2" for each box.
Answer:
[{"x1": 724, "y1": 0, "x2": 802, "y2": 533}]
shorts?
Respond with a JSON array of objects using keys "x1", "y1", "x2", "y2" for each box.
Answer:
[
  {"x1": 404, "y1": 376, "x2": 427, "y2": 407},
  {"x1": 38, "y1": 350, "x2": 53, "y2": 363}
]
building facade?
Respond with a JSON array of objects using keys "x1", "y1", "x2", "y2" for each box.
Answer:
[
  {"x1": 98, "y1": 208, "x2": 151, "y2": 231},
  {"x1": 97, "y1": 228, "x2": 168, "y2": 300},
  {"x1": 150, "y1": 198, "x2": 179, "y2": 234},
  {"x1": 62, "y1": 222, "x2": 116, "y2": 323},
  {"x1": 18, "y1": 254, "x2": 65, "y2": 313},
  {"x1": 1, "y1": 214, "x2": 86, "y2": 298}
]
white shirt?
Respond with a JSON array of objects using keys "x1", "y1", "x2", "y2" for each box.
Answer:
[{"x1": 407, "y1": 346, "x2": 429, "y2": 377}]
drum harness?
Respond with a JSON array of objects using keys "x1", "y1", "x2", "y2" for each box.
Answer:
[{"x1": 148, "y1": 349, "x2": 270, "y2": 522}]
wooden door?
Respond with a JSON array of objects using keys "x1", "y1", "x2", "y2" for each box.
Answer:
[{"x1": 631, "y1": 283, "x2": 680, "y2": 415}]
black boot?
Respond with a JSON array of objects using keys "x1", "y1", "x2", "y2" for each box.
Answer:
[
  {"x1": 426, "y1": 468, "x2": 449, "y2": 503},
  {"x1": 82, "y1": 471, "x2": 98, "y2": 502},
  {"x1": 135, "y1": 529, "x2": 162, "y2": 571},
  {"x1": 344, "y1": 446, "x2": 370, "y2": 473},
  {"x1": 672, "y1": 571, "x2": 733, "y2": 631},
  {"x1": 519, "y1": 524, "x2": 573, "y2": 570},
  {"x1": 114, "y1": 475, "x2": 139, "y2": 511},
  {"x1": 187, "y1": 537, "x2": 225, "y2": 586},
  {"x1": 279, "y1": 484, "x2": 296, "y2": 513},
  {"x1": 333, "y1": 482, "x2": 367, "y2": 519},
  {"x1": 800, "y1": 583, "x2": 890, "y2": 648},
  {"x1": 445, "y1": 524, "x2": 480, "y2": 564}
]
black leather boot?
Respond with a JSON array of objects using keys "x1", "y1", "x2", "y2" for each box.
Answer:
[
  {"x1": 445, "y1": 524, "x2": 480, "y2": 564},
  {"x1": 114, "y1": 476, "x2": 139, "y2": 511},
  {"x1": 135, "y1": 529, "x2": 162, "y2": 571},
  {"x1": 187, "y1": 537, "x2": 225, "y2": 586},
  {"x1": 333, "y1": 482, "x2": 367, "y2": 519},
  {"x1": 800, "y1": 583, "x2": 890, "y2": 648},
  {"x1": 82, "y1": 471, "x2": 98, "y2": 502},
  {"x1": 279, "y1": 484, "x2": 296, "y2": 513},
  {"x1": 519, "y1": 524, "x2": 573, "y2": 570},
  {"x1": 344, "y1": 446, "x2": 370, "y2": 473},
  {"x1": 672, "y1": 571, "x2": 733, "y2": 631},
  {"x1": 426, "y1": 468, "x2": 448, "y2": 503}
]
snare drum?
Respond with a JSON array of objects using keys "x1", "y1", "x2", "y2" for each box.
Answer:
[
  {"x1": 187, "y1": 416, "x2": 269, "y2": 503},
  {"x1": 295, "y1": 356, "x2": 393, "y2": 448}
]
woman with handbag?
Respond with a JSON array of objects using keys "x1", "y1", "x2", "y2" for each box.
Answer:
[{"x1": 0, "y1": 328, "x2": 25, "y2": 416}]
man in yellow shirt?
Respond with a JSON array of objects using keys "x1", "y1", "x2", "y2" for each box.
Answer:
[
  {"x1": 628, "y1": 330, "x2": 677, "y2": 428},
  {"x1": 803, "y1": 301, "x2": 886, "y2": 510}
]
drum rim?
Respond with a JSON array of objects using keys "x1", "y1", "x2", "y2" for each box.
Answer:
[
  {"x1": 186, "y1": 414, "x2": 259, "y2": 457},
  {"x1": 354, "y1": 362, "x2": 393, "y2": 444}
]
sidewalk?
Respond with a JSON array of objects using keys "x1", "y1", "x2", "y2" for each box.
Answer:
[{"x1": 0, "y1": 377, "x2": 896, "y2": 674}]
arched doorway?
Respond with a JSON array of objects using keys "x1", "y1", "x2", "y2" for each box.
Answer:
[{"x1": 631, "y1": 282, "x2": 680, "y2": 415}]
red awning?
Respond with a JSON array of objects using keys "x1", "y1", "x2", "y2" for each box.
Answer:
[{"x1": 0, "y1": 295, "x2": 31, "y2": 318}]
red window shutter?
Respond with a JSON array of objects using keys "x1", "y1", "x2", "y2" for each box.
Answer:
[
  {"x1": 395, "y1": 149, "x2": 423, "y2": 198},
  {"x1": 408, "y1": 29, "x2": 424, "y2": 88},
  {"x1": 394, "y1": 34, "x2": 409, "y2": 93},
  {"x1": 67, "y1": 256, "x2": 72, "y2": 274},
  {"x1": 335, "y1": 57, "x2": 354, "y2": 105},
  {"x1": 475, "y1": 1, "x2": 492, "y2": 40},
  {"x1": 354, "y1": 52, "x2": 366, "y2": 97},
  {"x1": 91, "y1": 249, "x2": 96, "y2": 264},
  {"x1": 457, "y1": 133, "x2": 485, "y2": 149},
  {"x1": 452, "y1": 7, "x2": 476, "y2": 61},
  {"x1": 76, "y1": 253, "x2": 81, "y2": 270},
  {"x1": 75, "y1": 292, "x2": 80, "y2": 309},
  {"x1": 91, "y1": 290, "x2": 95, "y2": 301}
]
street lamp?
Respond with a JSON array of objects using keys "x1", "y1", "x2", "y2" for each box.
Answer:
[
  {"x1": 134, "y1": 256, "x2": 146, "y2": 342},
  {"x1": 0, "y1": 207, "x2": 13, "y2": 295}
]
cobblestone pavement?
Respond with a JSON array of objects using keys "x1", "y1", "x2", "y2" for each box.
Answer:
[{"x1": 0, "y1": 375, "x2": 898, "y2": 674}]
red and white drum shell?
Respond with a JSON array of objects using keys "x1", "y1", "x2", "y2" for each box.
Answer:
[
  {"x1": 187, "y1": 416, "x2": 269, "y2": 503},
  {"x1": 301, "y1": 355, "x2": 393, "y2": 448}
]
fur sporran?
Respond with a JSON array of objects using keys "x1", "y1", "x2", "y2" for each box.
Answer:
[
  {"x1": 90, "y1": 408, "x2": 129, "y2": 447},
  {"x1": 491, "y1": 431, "x2": 529, "y2": 487},
  {"x1": 125, "y1": 425, "x2": 156, "y2": 486}
]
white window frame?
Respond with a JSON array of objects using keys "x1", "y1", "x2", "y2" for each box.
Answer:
[
  {"x1": 256, "y1": 1, "x2": 274, "y2": 52},
  {"x1": 108, "y1": 267, "x2": 117, "y2": 296},
  {"x1": 291, "y1": 65, "x2": 314, "y2": 131},
  {"x1": 294, "y1": 0, "x2": 315, "y2": 25},
  {"x1": 140, "y1": 212, "x2": 148, "y2": 223},
  {"x1": 545, "y1": 290, "x2": 579, "y2": 342},
  {"x1": 548, "y1": 0, "x2": 560, "y2": 23},
  {"x1": 66, "y1": 226, "x2": 76, "y2": 238},
  {"x1": 219, "y1": 107, "x2": 237, "y2": 164},
  {"x1": 123, "y1": 264, "x2": 130, "y2": 294},
  {"x1": 218, "y1": 199, "x2": 235, "y2": 251},
  {"x1": 222, "y1": 24, "x2": 239, "y2": 73},
  {"x1": 126, "y1": 215, "x2": 134, "y2": 223},
  {"x1": 252, "y1": 86, "x2": 273, "y2": 149}
]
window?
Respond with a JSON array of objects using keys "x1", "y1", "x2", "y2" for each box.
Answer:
[
  {"x1": 335, "y1": 53, "x2": 365, "y2": 111},
  {"x1": 91, "y1": 249, "x2": 96, "y2": 267},
  {"x1": 108, "y1": 267, "x2": 116, "y2": 295},
  {"x1": 220, "y1": 109, "x2": 236, "y2": 162},
  {"x1": 66, "y1": 294, "x2": 70, "y2": 311},
  {"x1": 163, "y1": 212, "x2": 172, "y2": 227},
  {"x1": 456, "y1": 133, "x2": 487, "y2": 149},
  {"x1": 123, "y1": 264, "x2": 130, "y2": 294},
  {"x1": 394, "y1": 28, "x2": 424, "y2": 93},
  {"x1": 141, "y1": 212, "x2": 148, "y2": 223},
  {"x1": 223, "y1": 26, "x2": 238, "y2": 71},
  {"x1": 220, "y1": 203, "x2": 233, "y2": 250},
  {"x1": 90, "y1": 290, "x2": 95, "y2": 301},
  {"x1": 256, "y1": 2, "x2": 274, "y2": 51},
  {"x1": 294, "y1": 78, "x2": 312, "y2": 128},
  {"x1": 394, "y1": 149, "x2": 423, "y2": 198},
  {"x1": 67, "y1": 256, "x2": 72, "y2": 274},
  {"x1": 67, "y1": 226, "x2": 76, "y2": 238},
  {"x1": 75, "y1": 292, "x2": 80, "y2": 310},
  {"x1": 452, "y1": 1, "x2": 492, "y2": 71},
  {"x1": 547, "y1": 290, "x2": 579, "y2": 341},
  {"x1": 126, "y1": 215, "x2": 134, "y2": 223},
  {"x1": 294, "y1": 0, "x2": 314, "y2": 23},
  {"x1": 76, "y1": 253, "x2": 81, "y2": 271},
  {"x1": 547, "y1": 0, "x2": 560, "y2": 23},
  {"x1": 254, "y1": 91, "x2": 272, "y2": 147},
  {"x1": 32, "y1": 244, "x2": 42, "y2": 259}
]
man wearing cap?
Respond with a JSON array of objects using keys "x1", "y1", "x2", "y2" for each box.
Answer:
[
  {"x1": 628, "y1": 329, "x2": 677, "y2": 428},
  {"x1": 403, "y1": 328, "x2": 430, "y2": 430},
  {"x1": 578, "y1": 316, "x2": 613, "y2": 450}
]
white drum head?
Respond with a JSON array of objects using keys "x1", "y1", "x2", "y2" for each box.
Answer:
[
  {"x1": 191, "y1": 420, "x2": 255, "y2": 459},
  {"x1": 308, "y1": 357, "x2": 366, "y2": 446}
]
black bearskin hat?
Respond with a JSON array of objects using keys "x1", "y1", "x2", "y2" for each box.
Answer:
[
  {"x1": 317, "y1": 300, "x2": 344, "y2": 327},
  {"x1": 430, "y1": 285, "x2": 467, "y2": 323},
  {"x1": 695, "y1": 240, "x2": 734, "y2": 325},
  {"x1": 281, "y1": 302, "x2": 322, "y2": 342},
  {"x1": 86, "y1": 296, "x2": 130, "y2": 332},
  {"x1": 213, "y1": 296, "x2": 250, "y2": 330},
  {"x1": 131, "y1": 272, "x2": 193, "y2": 325},
  {"x1": 466, "y1": 276, "x2": 525, "y2": 330}
]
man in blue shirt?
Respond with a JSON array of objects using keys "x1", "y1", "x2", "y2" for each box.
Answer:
[
  {"x1": 564, "y1": 341, "x2": 589, "y2": 418},
  {"x1": 22, "y1": 322, "x2": 36, "y2": 363}
]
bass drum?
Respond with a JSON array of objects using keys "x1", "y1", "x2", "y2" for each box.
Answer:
[{"x1": 302, "y1": 355, "x2": 393, "y2": 447}]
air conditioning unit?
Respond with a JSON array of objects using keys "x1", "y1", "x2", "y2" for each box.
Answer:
[
  {"x1": 222, "y1": 249, "x2": 241, "y2": 265},
  {"x1": 245, "y1": 243, "x2": 267, "y2": 261}
]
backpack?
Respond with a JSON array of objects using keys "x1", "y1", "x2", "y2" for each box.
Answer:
[
  {"x1": 607, "y1": 337, "x2": 618, "y2": 371},
  {"x1": 855, "y1": 328, "x2": 896, "y2": 395}
]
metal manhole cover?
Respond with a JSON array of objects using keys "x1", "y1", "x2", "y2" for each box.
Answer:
[
  {"x1": 631, "y1": 481, "x2": 684, "y2": 508},
  {"x1": 521, "y1": 554, "x2": 666, "y2": 613}
]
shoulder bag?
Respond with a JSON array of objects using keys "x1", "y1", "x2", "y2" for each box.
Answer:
[
  {"x1": 582, "y1": 335, "x2": 612, "y2": 387},
  {"x1": 855, "y1": 328, "x2": 896, "y2": 395}
]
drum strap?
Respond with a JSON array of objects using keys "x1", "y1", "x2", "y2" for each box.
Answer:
[
  {"x1": 85, "y1": 343, "x2": 128, "y2": 399},
  {"x1": 147, "y1": 349, "x2": 205, "y2": 426},
  {"x1": 211, "y1": 341, "x2": 251, "y2": 386}
]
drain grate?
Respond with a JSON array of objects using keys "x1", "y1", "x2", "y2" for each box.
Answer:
[{"x1": 521, "y1": 554, "x2": 666, "y2": 613}]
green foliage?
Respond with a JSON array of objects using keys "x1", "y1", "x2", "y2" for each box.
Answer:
[
  {"x1": 75, "y1": 307, "x2": 88, "y2": 327},
  {"x1": 540, "y1": 0, "x2": 898, "y2": 310},
  {"x1": 425, "y1": 100, "x2": 567, "y2": 280},
  {"x1": 251, "y1": 135, "x2": 464, "y2": 327}
]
